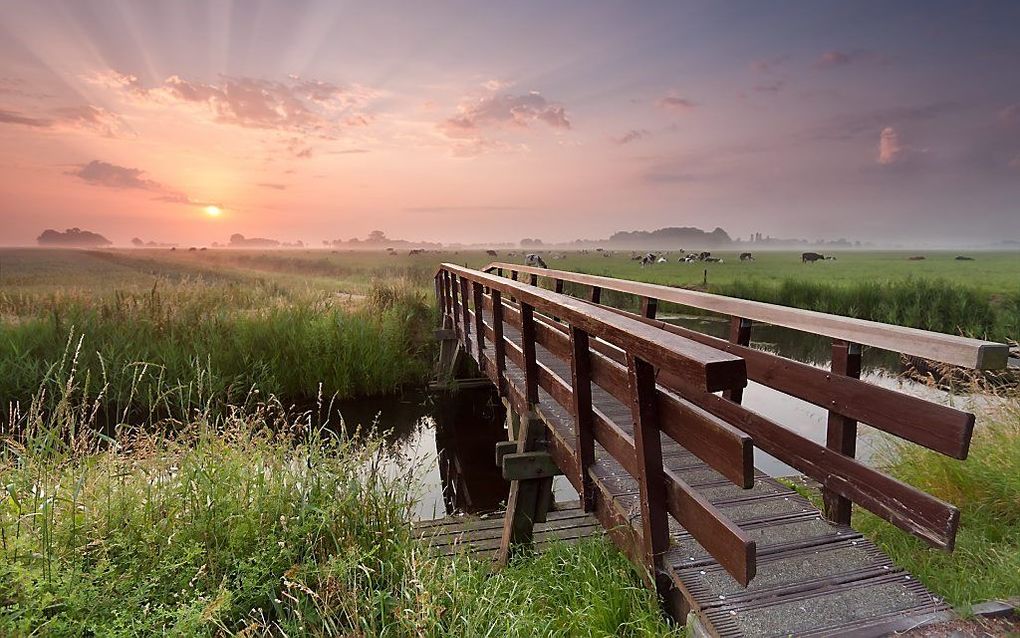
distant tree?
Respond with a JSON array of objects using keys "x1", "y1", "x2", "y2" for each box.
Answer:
[
  {"x1": 131, "y1": 237, "x2": 144, "y2": 247},
  {"x1": 367, "y1": 230, "x2": 387, "y2": 243},
  {"x1": 520, "y1": 238, "x2": 544, "y2": 247},
  {"x1": 37, "y1": 228, "x2": 112, "y2": 247}
]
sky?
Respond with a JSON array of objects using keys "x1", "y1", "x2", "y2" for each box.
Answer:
[{"x1": 1, "y1": 0, "x2": 1019, "y2": 247}]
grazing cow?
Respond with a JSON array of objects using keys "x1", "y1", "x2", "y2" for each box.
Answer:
[
  {"x1": 802, "y1": 252, "x2": 826, "y2": 263},
  {"x1": 525, "y1": 253, "x2": 548, "y2": 268},
  {"x1": 485, "y1": 249, "x2": 498, "y2": 256},
  {"x1": 955, "y1": 255, "x2": 975, "y2": 261},
  {"x1": 408, "y1": 248, "x2": 424, "y2": 255},
  {"x1": 739, "y1": 252, "x2": 755, "y2": 262},
  {"x1": 704, "y1": 257, "x2": 723, "y2": 263},
  {"x1": 908, "y1": 255, "x2": 925, "y2": 261},
  {"x1": 640, "y1": 253, "x2": 658, "y2": 266}
]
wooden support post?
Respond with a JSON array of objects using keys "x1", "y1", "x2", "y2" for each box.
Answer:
[
  {"x1": 530, "y1": 273, "x2": 538, "y2": 286},
  {"x1": 724, "y1": 317, "x2": 753, "y2": 403},
  {"x1": 590, "y1": 285, "x2": 602, "y2": 304},
  {"x1": 569, "y1": 326, "x2": 596, "y2": 511},
  {"x1": 497, "y1": 302, "x2": 554, "y2": 566},
  {"x1": 434, "y1": 275, "x2": 443, "y2": 324},
  {"x1": 496, "y1": 267, "x2": 503, "y2": 277},
  {"x1": 472, "y1": 282, "x2": 485, "y2": 364},
  {"x1": 491, "y1": 290, "x2": 507, "y2": 397},
  {"x1": 443, "y1": 271, "x2": 453, "y2": 320},
  {"x1": 555, "y1": 278, "x2": 564, "y2": 295},
  {"x1": 627, "y1": 354, "x2": 675, "y2": 615},
  {"x1": 510, "y1": 270, "x2": 518, "y2": 303},
  {"x1": 450, "y1": 274, "x2": 461, "y2": 337},
  {"x1": 641, "y1": 296, "x2": 658, "y2": 320},
  {"x1": 823, "y1": 340, "x2": 863, "y2": 525},
  {"x1": 459, "y1": 276, "x2": 471, "y2": 341}
]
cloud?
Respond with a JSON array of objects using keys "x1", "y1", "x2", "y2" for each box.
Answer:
[
  {"x1": 749, "y1": 56, "x2": 788, "y2": 73},
  {"x1": 1009, "y1": 154, "x2": 1020, "y2": 171},
  {"x1": 0, "y1": 109, "x2": 51, "y2": 127},
  {"x1": 404, "y1": 205, "x2": 525, "y2": 213},
  {"x1": 612, "y1": 129, "x2": 649, "y2": 145},
  {"x1": 817, "y1": 51, "x2": 852, "y2": 68},
  {"x1": 816, "y1": 49, "x2": 889, "y2": 69},
  {"x1": 877, "y1": 127, "x2": 904, "y2": 165},
  {"x1": 441, "y1": 91, "x2": 571, "y2": 136},
  {"x1": 1000, "y1": 103, "x2": 1020, "y2": 125},
  {"x1": 258, "y1": 182, "x2": 287, "y2": 190},
  {"x1": 69, "y1": 159, "x2": 207, "y2": 206},
  {"x1": 89, "y1": 70, "x2": 377, "y2": 137},
  {"x1": 0, "y1": 104, "x2": 127, "y2": 136},
  {"x1": 752, "y1": 81, "x2": 785, "y2": 94},
  {"x1": 810, "y1": 102, "x2": 959, "y2": 141},
  {"x1": 656, "y1": 94, "x2": 697, "y2": 112}
]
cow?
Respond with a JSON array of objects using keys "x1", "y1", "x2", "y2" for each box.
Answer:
[
  {"x1": 739, "y1": 252, "x2": 754, "y2": 262},
  {"x1": 408, "y1": 248, "x2": 424, "y2": 255},
  {"x1": 955, "y1": 255, "x2": 975, "y2": 261},
  {"x1": 802, "y1": 252, "x2": 826, "y2": 263},
  {"x1": 485, "y1": 249, "x2": 498, "y2": 257},
  {"x1": 525, "y1": 253, "x2": 548, "y2": 268},
  {"x1": 908, "y1": 255, "x2": 925, "y2": 261},
  {"x1": 640, "y1": 253, "x2": 658, "y2": 266},
  {"x1": 704, "y1": 257, "x2": 723, "y2": 263}
]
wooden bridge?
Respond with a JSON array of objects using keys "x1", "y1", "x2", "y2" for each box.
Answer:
[{"x1": 428, "y1": 262, "x2": 1010, "y2": 637}]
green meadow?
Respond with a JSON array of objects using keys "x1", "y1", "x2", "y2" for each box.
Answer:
[{"x1": 2, "y1": 246, "x2": 1018, "y2": 635}]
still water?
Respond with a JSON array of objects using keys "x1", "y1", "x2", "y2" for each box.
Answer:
[{"x1": 348, "y1": 314, "x2": 978, "y2": 522}]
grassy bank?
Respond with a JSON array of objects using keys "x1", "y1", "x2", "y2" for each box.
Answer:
[
  {"x1": 854, "y1": 395, "x2": 1020, "y2": 611},
  {"x1": 1, "y1": 392, "x2": 675, "y2": 636},
  {"x1": 1, "y1": 277, "x2": 435, "y2": 424}
]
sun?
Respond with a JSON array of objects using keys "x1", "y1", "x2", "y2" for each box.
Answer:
[{"x1": 204, "y1": 205, "x2": 222, "y2": 217}]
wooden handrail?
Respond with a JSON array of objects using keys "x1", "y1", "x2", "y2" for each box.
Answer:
[
  {"x1": 483, "y1": 262, "x2": 1010, "y2": 370},
  {"x1": 441, "y1": 263, "x2": 747, "y2": 393}
]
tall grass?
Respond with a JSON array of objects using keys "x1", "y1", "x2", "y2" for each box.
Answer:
[
  {"x1": 1, "y1": 361, "x2": 676, "y2": 636},
  {"x1": 1, "y1": 279, "x2": 435, "y2": 425},
  {"x1": 854, "y1": 393, "x2": 1020, "y2": 611},
  {"x1": 710, "y1": 278, "x2": 1009, "y2": 342}
]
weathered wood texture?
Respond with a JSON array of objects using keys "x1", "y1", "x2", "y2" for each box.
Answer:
[
  {"x1": 481, "y1": 262, "x2": 1010, "y2": 370},
  {"x1": 433, "y1": 264, "x2": 964, "y2": 636}
]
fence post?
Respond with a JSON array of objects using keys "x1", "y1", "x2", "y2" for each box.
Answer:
[
  {"x1": 459, "y1": 276, "x2": 471, "y2": 339},
  {"x1": 627, "y1": 354, "x2": 674, "y2": 613},
  {"x1": 555, "y1": 278, "x2": 564, "y2": 294},
  {"x1": 823, "y1": 340, "x2": 862, "y2": 525},
  {"x1": 590, "y1": 285, "x2": 602, "y2": 304},
  {"x1": 569, "y1": 326, "x2": 595, "y2": 511},
  {"x1": 641, "y1": 296, "x2": 658, "y2": 320},
  {"x1": 491, "y1": 290, "x2": 507, "y2": 397},
  {"x1": 450, "y1": 274, "x2": 461, "y2": 338},
  {"x1": 530, "y1": 273, "x2": 539, "y2": 286},
  {"x1": 724, "y1": 317, "x2": 753, "y2": 403},
  {"x1": 497, "y1": 302, "x2": 554, "y2": 566},
  {"x1": 472, "y1": 282, "x2": 485, "y2": 365}
]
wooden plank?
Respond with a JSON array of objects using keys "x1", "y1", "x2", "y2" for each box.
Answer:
[
  {"x1": 459, "y1": 276, "x2": 471, "y2": 338},
  {"x1": 502, "y1": 452, "x2": 563, "y2": 480},
  {"x1": 472, "y1": 281, "x2": 486, "y2": 368},
  {"x1": 665, "y1": 380, "x2": 962, "y2": 550},
  {"x1": 723, "y1": 317, "x2": 752, "y2": 403},
  {"x1": 491, "y1": 290, "x2": 507, "y2": 397},
  {"x1": 824, "y1": 340, "x2": 862, "y2": 525},
  {"x1": 481, "y1": 262, "x2": 1009, "y2": 370},
  {"x1": 441, "y1": 263, "x2": 747, "y2": 393},
  {"x1": 570, "y1": 326, "x2": 596, "y2": 511},
  {"x1": 627, "y1": 355, "x2": 674, "y2": 606},
  {"x1": 593, "y1": 303, "x2": 975, "y2": 459}
]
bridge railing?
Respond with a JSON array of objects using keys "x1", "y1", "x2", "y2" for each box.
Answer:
[
  {"x1": 477, "y1": 262, "x2": 1010, "y2": 551},
  {"x1": 436, "y1": 263, "x2": 758, "y2": 587}
]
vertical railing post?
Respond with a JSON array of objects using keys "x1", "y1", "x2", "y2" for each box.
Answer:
[
  {"x1": 497, "y1": 302, "x2": 553, "y2": 566},
  {"x1": 823, "y1": 340, "x2": 862, "y2": 525},
  {"x1": 491, "y1": 290, "x2": 506, "y2": 396},
  {"x1": 472, "y1": 281, "x2": 485, "y2": 364},
  {"x1": 443, "y1": 271, "x2": 453, "y2": 318},
  {"x1": 590, "y1": 286, "x2": 602, "y2": 305},
  {"x1": 641, "y1": 296, "x2": 658, "y2": 319},
  {"x1": 434, "y1": 274, "x2": 443, "y2": 324},
  {"x1": 459, "y1": 276, "x2": 471, "y2": 339},
  {"x1": 529, "y1": 272, "x2": 538, "y2": 286},
  {"x1": 724, "y1": 317, "x2": 753, "y2": 403},
  {"x1": 554, "y1": 278, "x2": 564, "y2": 294},
  {"x1": 450, "y1": 274, "x2": 461, "y2": 337},
  {"x1": 569, "y1": 326, "x2": 595, "y2": 511},
  {"x1": 627, "y1": 354, "x2": 673, "y2": 609}
]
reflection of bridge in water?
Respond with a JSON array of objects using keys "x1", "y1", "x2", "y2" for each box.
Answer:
[{"x1": 422, "y1": 262, "x2": 1009, "y2": 637}]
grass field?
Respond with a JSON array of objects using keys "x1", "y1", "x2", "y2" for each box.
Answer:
[{"x1": 2, "y1": 246, "x2": 1018, "y2": 634}]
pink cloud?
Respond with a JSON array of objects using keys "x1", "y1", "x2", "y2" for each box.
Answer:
[
  {"x1": 612, "y1": 129, "x2": 649, "y2": 145},
  {"x1": 656, "y1": 94, "x2": 697, "y2": 112},
  {"x1": 0, "y1": 104, "x2": 127, "y2": 136},
  {"x1": 818, "y1": 50, "x2": 852, "y2": 68},
  {"x1": 441, "y1": 91, "x2": 571, "y2": 135},
  {"x1": 999, "y1": 103, "x2": 1020, "y2": 124},
  {"x1": 877, "y1": 127, "x2": 904, "y2": 165}
]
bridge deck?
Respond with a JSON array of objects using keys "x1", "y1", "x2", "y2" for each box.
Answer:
[{"x1": 443, "y1": 323, "x2": 952, "y2": 637}]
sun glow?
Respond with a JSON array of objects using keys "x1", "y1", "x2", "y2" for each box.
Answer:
[{"x1": 204, "y1": 205, "x2": 222, "y2": 217}]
